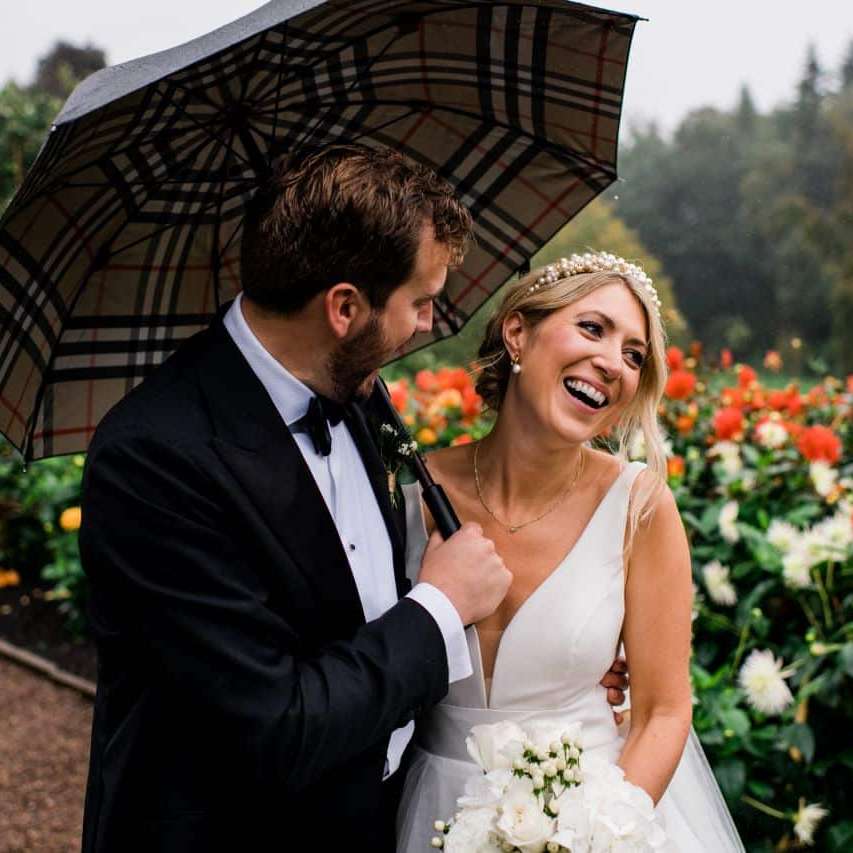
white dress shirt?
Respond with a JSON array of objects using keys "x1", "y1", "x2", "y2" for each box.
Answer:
[{"x1": 223, "y1": 294, "x2": 472, "y2": 777}]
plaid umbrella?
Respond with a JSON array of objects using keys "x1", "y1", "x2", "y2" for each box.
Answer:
[{"x1": 0, "y1": 0, "x2": 639, "y2": 460}]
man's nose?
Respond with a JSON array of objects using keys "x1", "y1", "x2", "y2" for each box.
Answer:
[{"x1": 416, "y1": 303, "x2": 434, "y2": 333}]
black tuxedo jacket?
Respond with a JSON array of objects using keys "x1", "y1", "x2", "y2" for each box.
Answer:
[{"x1": 79, "y1": 310, "x2": 449, "y2": 852}]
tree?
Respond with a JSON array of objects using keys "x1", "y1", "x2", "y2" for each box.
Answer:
[
  {"x1": 0, "y1": 83, "x2": 61, "y2": 213},
  {"x1": 842, "y1": 40, "x2": 853, "y2": 90},
  {"x1": 614, "y1": 108, "x2": 776, "y2": 357},
  {"x1": 735, "y1": 85, "x2": 757, "y2": 135},
  {"x1": 33, "y1": 41, "x2": 106, "y2": 99}
]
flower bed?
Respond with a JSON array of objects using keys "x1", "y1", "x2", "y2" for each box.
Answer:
[
  {"x1": 0, "y1": 346, "x2": 850, "y2": 849},
  {"x1": 387, "y1": 349, "x2": 852, "y2": 851}
]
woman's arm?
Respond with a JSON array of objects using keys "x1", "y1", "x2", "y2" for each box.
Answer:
[{"x1": 618, "y1": 476, "x2": 694, "y2": 803}]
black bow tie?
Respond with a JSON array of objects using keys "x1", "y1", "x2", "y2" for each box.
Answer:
[{"x1": 290, "y1": 394, "x2": 348, "y2": 456}]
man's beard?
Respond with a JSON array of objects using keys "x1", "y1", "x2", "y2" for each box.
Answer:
[{"x1": 327, "y1": 312, "x2": 393, "y2": 402}]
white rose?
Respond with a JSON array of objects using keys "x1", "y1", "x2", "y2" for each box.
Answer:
[
  {"x1": 554, "y1": 768, "x2": 671, "y2": 852},
  {"x1": 467, "y1": 721, "x2": 527, "y2": 772},
  {"x1": 525, "y1": 719, "x2": 583, "y2": 755},
  {"x1": 495, "y1": 779, "x2": 555, "y2": 853},
  {"x1": 444, "y1": 807, "x2": 503, "y2": 853},
  {"x1": 458, "y1": 769, "x2": 514, "y2": 809}
]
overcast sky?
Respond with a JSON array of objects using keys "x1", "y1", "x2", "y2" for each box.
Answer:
[{"x1": 4, "y1": 2, "x2": 853, "y2": 133}]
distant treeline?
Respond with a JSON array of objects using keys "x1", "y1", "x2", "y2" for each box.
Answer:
[{"x1": 610, "y1": 44, "x2": 853, "y2": 373}]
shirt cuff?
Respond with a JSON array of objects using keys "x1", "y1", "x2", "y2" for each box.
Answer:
[{"x1": 407, "y1": 582, "x2": 473, "y2": 684}]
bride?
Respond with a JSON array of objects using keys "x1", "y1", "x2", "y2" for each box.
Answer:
[{"x1": 396, "y1": 254, "x2": 744, "y2": 851}]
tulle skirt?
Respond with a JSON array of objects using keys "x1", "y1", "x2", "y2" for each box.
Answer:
[{"x1": 396, "y1": 728, "x2": 744, "y2": 852}]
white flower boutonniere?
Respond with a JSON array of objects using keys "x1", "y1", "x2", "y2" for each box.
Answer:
[{"x1": 376, "y1": 422, "x2": 418, "y2": 507}]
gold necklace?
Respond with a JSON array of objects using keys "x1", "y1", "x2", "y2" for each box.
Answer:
[{"x1": 473, "y1": 441, "x2": 585, "y2": 534}]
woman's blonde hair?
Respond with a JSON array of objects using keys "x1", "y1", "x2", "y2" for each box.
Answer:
[{"x1": 474, "y1": 264, "x2": 669, "y2": 551}]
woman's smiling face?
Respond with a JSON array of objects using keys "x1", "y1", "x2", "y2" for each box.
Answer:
[{"x1": 504, "y1": 281, "x2": 650, "y2": 443}]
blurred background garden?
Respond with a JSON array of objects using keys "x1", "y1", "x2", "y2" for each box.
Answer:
[{"x1": 1, "y1": 4, "x2": 853, "y2": 851}]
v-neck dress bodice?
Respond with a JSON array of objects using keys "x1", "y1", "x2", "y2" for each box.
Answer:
[
  {"x1": 401, "y1": 462, "x2": 641, "y2": 756},
  {"x1": 396, "y1": 459, "x2": 745, "y2": 852}
]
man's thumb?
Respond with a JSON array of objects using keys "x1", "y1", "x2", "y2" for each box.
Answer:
[{"x1": 424, "y1": 528, "x2": 445, "y2": 554}]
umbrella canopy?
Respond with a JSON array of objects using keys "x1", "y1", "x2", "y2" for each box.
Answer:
[{"x1": 0, "y1": 0, "x2": 639, "y2": 459}]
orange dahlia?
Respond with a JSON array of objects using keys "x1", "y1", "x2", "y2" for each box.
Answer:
[
  {"x1": 415, "y1": 369, "x2": 438, "y2": 392},
  {"x1": 738, "y1": 364, "x2": 757, "y2": 388},
  {"x1": 665, "y1": 370, "x2": 696, "y2": 400},
  {"x1": 666, "y1": 346, "x2": 685, "y2": 371},
  {"x1": 388, "y1": 378, "x2": 409, "y2": 414},
  {"x1": 796, "y1": 425, "x2": 842, "y2": 464},
  {"x1": 713, "y1": 407, "x2": 745, "y2": 441},
  {"x1": 667, "y1": 456, "x2": 686, "y2": 478}
]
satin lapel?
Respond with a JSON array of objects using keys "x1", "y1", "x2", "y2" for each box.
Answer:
[
  {"x1": 345, "y1": 400, "x2": 410, "y2": 598},
  {"x1": 197, "y1": 314, "x2": 365, "y2": 636}
]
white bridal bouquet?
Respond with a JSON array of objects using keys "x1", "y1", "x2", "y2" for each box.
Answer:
[{"x1": 430, "y1": 720, "x2": 671, "y2": 853}]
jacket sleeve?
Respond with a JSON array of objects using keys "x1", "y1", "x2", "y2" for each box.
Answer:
[{"x1": 79, "y1": 431, "x2": 449, "y2": 793}]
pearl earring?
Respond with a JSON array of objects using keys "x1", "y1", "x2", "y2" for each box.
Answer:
[{"x1": 511, "y1": 354, "x2": 522, "y2": 374}]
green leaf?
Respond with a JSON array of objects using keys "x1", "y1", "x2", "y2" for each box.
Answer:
[
  {"x1": 746, "y1": 780, "x2": 774, "y2": 799},
  {"x1": 719, "y1": 708, "x2": 751, "y2": 737},
  {"x1": 827, "y1": 821, "x2": 853, "y2": 853},
  {"x1": 840, "y1": 643, "x2": 853, "y2": 678},
  {"x1": 713, "y1": 759, "x2": 746, "y2": 801},
  {"x1": 779, "y1": 723, "x2": 815, "y2": 763}
]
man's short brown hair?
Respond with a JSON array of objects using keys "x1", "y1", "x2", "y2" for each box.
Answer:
[{"x1": 240, "y1": 143, "x2": 473, "y2": 314}]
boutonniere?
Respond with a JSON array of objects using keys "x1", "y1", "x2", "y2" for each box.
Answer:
[{"x1": 375, "y1": 421, "x2": 418, "y2": 507}]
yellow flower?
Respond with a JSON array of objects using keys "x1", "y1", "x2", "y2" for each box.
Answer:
[
  {"x1": 59, "y1": 506, "x2": 82, "y2": 532},
  {"x1": 416, "y1": 427, "x2": 438, "y2": 446},
  {"x1": 0, "y1": 570, "x2": 21, "y2": 589}
]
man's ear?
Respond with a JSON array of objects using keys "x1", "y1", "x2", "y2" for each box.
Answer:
[
  {"x1": 324, "y1": 283, "x2": 368, "y2": 340},
  {"x1": 502, "y1": 311, "x2": 527, "y2": 361}
]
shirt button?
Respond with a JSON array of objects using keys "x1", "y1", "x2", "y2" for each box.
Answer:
[{"x1": 349, "y1": 543, "x2": 356, "y2": 551}]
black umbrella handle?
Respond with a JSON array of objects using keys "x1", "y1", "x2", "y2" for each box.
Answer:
[
  {"x1": 420, "y1": 482, "x2": 462, "y2": 540},
  {"x1": 374, "y1": 380, "x2": 461, "y2": 539}
]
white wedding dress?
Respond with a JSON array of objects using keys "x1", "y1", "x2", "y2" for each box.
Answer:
[{"x1": 396, "y1": 462, "x2": 744, "y2": 852}]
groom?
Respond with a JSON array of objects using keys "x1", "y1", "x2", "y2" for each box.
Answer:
[{"x1": 79, "y1": 144, "x2": 626, "y2": 853}]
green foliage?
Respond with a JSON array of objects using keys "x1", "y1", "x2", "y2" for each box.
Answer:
[
  {"x1": 0, "y1": 444, "x2": 85, "y2": 634},
  {"x1": 0, "y1": 82, "x2": 61, "y2": 213}
]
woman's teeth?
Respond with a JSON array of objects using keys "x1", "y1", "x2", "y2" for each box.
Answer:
[{"x1": 564, "y1": 378, "x2": 607, "y2": 409}]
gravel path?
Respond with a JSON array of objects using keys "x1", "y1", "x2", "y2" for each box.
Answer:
[{"x1": 0, "y1": 657, "x2": 92, "y2": 852}]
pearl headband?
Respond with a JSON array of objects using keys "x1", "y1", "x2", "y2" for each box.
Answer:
[{"x1": 527, "y1": 251, "x2": 662, "y2": 318}]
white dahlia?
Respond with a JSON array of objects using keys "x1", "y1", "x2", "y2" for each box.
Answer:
[
  {"x1": 702, "y1": 560, "x2": 737, "y2": 606},
  {"x1": 738, "y1": 649, "x2": 794, "y2": 715}
]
